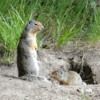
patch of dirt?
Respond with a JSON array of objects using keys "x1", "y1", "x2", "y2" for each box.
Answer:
[
  {"x1": 0, "y1": 44, "x2": 100, "y2": 100},
  {"x1": 0, "y1": 75, "x2": 100, "y2": 100}
]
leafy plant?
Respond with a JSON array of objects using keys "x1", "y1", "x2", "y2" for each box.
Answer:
[{"x1": 0, "y1": 0, "x2": 99, "y2": 63}]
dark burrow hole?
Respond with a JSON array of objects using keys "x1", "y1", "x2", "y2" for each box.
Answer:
[{"x1": 70, "y1": 63, "x2": 97, "y2": 84}]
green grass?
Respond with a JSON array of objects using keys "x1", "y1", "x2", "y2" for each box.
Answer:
[{"x1": 0, "y1": 0, "x2": 100, "y2": 63}]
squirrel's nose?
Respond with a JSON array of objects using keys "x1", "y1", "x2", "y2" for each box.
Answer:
[
  {"x1": 40, "y1": 26, "x2": 44, "y2": 30},
  {"x1": 41, "y1": 27, "x2": 44, "y2": 30}
]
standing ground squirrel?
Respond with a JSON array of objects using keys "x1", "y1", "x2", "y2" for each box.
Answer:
[
  {"x1": 50, "y1": 70, "x2": 86, "y2": 85},
  {"x1": 17, "y1": 20, "x2": 47, "y2": 81}
]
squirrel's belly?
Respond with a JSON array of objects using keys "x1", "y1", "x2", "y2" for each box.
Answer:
[
  {"x1": 28, "y1": 55, "x2": 39, "y2": 75},
  {"x1": 29, "y1": 48, "x2": 37, "y2": 58}
]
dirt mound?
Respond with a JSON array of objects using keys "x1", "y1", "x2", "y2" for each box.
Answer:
[{"x1": 38, "y1": 47, "x2": 100, "y2": 85}]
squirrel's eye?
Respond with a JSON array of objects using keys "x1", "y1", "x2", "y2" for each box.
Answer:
[{"x1": 34, "y1": 23, "x2": 37, "y2": 25}]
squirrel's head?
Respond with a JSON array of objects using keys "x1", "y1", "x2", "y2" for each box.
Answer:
[
  {"x1": 25, "y1": 20, "x2": 44, "y2": 34},
  {"x1": 51, "y1": 70, "x2": 64, "y2": 79}
]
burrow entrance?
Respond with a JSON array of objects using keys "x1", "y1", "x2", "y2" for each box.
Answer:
[{"x1": 69, "y1": 58, "x2": 97, "y2": 84}]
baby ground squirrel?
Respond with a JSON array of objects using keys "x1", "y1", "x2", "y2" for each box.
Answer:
[
  {"x1": 50, "y1": 70, "x2": 86, "y2": 85},
  {"x1": 17, "y1": 20, "x2": 47, "y2": 81}
]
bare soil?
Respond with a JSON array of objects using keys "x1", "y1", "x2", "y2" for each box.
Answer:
[{"x1": 0, "y1": 44, "x2": 100, "y2": 100}]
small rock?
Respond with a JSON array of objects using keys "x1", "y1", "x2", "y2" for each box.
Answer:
[{"x1": 85, "y1": 88, "x2": 93, "y2": 93}]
